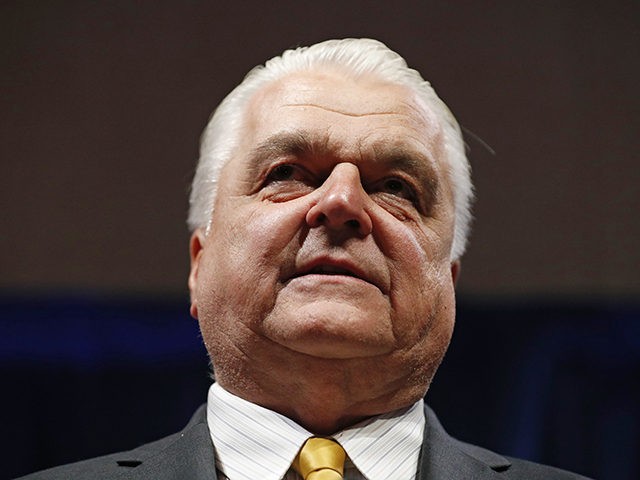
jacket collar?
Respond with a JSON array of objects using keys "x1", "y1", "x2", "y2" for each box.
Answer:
[{"x1": 111, "y1": 403, "x2": 511, "y2": 480}]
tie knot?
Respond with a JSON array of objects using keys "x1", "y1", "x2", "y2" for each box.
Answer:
[{"x1": 293, "y1": 437, "x2": 346, "y2": 480}]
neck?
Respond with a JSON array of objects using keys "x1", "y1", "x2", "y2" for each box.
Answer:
[{"x1": 213, "y1": 348, "x2": 433, "y2": 434}]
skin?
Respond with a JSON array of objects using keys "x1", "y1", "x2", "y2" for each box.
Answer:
[{"x1": 189, "y1": 69, "x2": 460, "y2": 434}]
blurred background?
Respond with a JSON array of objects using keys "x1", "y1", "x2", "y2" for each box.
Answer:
[{"x1": 2, "y1": 1, "x2": 638, "y2": 479}]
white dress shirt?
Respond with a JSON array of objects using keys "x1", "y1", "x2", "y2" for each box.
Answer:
[{"x1": 206, "y1": 383, "x2": 424, "y2": 480}]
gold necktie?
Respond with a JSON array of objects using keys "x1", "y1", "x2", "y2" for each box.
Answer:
[{"x1": 293, "y1": 437, "x2": 346, "y2": 480}]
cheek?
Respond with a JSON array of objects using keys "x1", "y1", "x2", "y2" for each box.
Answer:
[
  {"x1": 219, "y1": 198, "x2": 311, "y2": 256},
  {"x1": 378, "y1": 217, "x2": 455, "y2": 345},
  {"x1": 383, "y1": 218, "x2": 448, "y2": 293},
  {"x1": 197, "y1": 201, "x2": 310, "y2": 324}
]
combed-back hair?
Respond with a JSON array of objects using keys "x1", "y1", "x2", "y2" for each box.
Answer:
[{"x1": 188, "y1": 38, "x2": 473, "y2": 260}]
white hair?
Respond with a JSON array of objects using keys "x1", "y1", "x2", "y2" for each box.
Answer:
[{"x1": 188, "y1": 38, "x2": 473, "y2": 260}]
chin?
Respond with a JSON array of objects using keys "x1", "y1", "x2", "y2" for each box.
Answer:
[
  {"x1": 287, "y1": 337, "x2": 390, "y2": 359},
  {"x1": 265, "y1": 305, "x2": 395, "y2": 359}
]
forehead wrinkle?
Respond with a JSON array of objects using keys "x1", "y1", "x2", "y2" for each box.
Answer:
[{"x1": 283, "y1": 103, "x2": 402, "y2": 118}]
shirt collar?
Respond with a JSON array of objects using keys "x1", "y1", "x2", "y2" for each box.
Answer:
[
  {"x1": 335, "y1": 400, "x2": 425, "y2": 479},
  {"x1": 207, "y1": 383, "x2": 425, "y2": 480}
]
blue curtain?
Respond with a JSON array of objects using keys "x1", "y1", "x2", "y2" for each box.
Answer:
[{"x1": 2, "y1": 295, "x2": 638, "y2": 479}]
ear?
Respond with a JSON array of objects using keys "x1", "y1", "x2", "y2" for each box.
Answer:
[
  {"x1": 188, "y1": 229, "x2": 206, "y2": 319},
  {"x1": 450, "y1": 260, "x2": 461, "y2": 287}
]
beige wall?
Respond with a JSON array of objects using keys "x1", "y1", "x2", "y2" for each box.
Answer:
[{"x1": 2, "y1": 1, "x2": 638, "y2": 298}]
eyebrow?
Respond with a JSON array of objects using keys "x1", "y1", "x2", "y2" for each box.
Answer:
[
  {"x1": 249, "y1": 130, "x2": 327, "y2": 162},
  {"x1": 244, "y1": 130, "x2": 331, "y2": 181}
]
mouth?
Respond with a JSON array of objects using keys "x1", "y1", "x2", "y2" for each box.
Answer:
[
  {"x1": 305, "y1": 265, "x2": 358, "y2": 276},
  {"x1": 288, "y1": 258, "x2": 381, "y2": 290}
]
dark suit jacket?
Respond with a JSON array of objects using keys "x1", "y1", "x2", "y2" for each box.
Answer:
[{"x1": 17, "y1": 404, "x2": 592, "y2": 479}]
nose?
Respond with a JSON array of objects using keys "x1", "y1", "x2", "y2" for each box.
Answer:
[{"x1": 306, "y1": 163, "x2": 373, "y2": 236}]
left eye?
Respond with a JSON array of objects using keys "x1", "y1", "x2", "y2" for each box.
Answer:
[{"x1": 379, "y1": 178, "x2": 414, "y2": 200}]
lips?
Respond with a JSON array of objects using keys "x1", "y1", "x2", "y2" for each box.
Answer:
[
  {"x1": 306, "y1": 264, "x2": 357, "y2": 276},
  {"x1": 288, "y1": 257, "x2": 382, "y2": 291}
]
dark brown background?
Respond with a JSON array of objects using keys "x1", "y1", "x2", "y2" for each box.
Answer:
[{"x1": 2, "y1": 1, "x2": 638, "y2": 299}]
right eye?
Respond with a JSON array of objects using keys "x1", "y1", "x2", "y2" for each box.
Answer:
[
  {"x1": 266, "y1": 164, "x2": 298, "y2": 182},
  {"x1": 259, "y1": 163, "x2": 315, "y2": 201},
  {"x1": 264, "y1": 163, "x2": 315, "y2": 186}
]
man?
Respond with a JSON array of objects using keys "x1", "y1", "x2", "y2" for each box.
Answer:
[{"x1": 19, "y1": 39, "x2": 590, "y2": 479}]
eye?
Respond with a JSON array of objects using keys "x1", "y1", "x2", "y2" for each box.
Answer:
[
  {"x1": 262, "y1": 163, "x2": 314, "y2": 192},
  {"x1": 379, "y1": 177, "x2": 415, "y2": 200},
  {"x1": 265, "y1": 163, "x2": 309, "y2": 184},
  {"x1": 267, "y1": 164, "x2": 297, "y2": 182}
]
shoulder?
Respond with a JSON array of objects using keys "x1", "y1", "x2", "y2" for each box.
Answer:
[
  {"x1": 15, "y1": 405, "x2": 213, "y2": 480},
  {"x1": 454, "y1": 439, "x2": 592, "y2": 479},
  {"x1": 501, "y1": 455, "x2": 592, "y2": 480},
  {"x1": 421, "y1": 405, "x2": 593, "y2": 480},
  {"x1": 13, "y1": 435, "x2": 176, "y2": 480}
]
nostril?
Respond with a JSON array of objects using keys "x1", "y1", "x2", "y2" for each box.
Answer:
[{"x1": 346, "y1": 219, "x2": 359, "y2": 229}]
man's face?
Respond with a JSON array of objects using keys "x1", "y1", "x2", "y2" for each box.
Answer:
[{"x1": 190, "y1": 70, "x2": 457, "y2": 391}]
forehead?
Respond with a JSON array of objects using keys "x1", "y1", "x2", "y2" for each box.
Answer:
[
  {"x1": 229, "y1": 69, "x2": 447, "y2": 180},
  {"x1": 254, "y1": 69, "x2": 422, "y2": 115}
]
